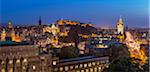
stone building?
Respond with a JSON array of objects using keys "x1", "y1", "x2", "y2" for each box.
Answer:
[
  {"x1": 52, "y1": 56, "x2": 109, "y2": 72},
  {"x1": 0, "y1": 42, "x2": 55, "y2": 72}
]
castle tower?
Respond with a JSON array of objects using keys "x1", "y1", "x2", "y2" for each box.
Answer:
[{"x1": 117, "y1": 16, "x2": 124, "y2": 35}]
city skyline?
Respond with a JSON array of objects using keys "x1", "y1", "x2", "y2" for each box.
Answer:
[{"x1": 1, "y1": 0, "x2": 149, "y2": 28}]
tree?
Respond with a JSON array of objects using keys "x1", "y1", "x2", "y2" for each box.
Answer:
[
  {"x1": 60, "y1": 46, "x2": 79, "y2": 59},
  {"x1": 68, "y1": 27, "x2": 79, "y2": 49},
  {"x1": 103, "y1": 44, "x2": 149, "y2": 72}
]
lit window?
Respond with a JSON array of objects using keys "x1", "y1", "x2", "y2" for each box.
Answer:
[
  {"x1": 23, "y1": 66, "x2": 26, "y2": 70},
  {"x1": 70, "y1": 66, "x2": 74, "y2": 69},
  {"x1": 80, "y1": 64, "x2": 83, "y2": 68},
  {"x1": 106, "y1": 65, "x2": 109, "y2": 68},
  {"x1": 88, "y1": 63, "x2": 91, "y2": 67},
  {"x1": 59, "y1": 67, "x2": 63, "y2": 71},
  {"x1": 98, "y1": 67, "x2": 101, "y2": 71},
  {"x1": 84, "y1": 64, "x2": 87, "y2": 68},
  {"x1": 9, "y1": 60, "x2": 13, "y2": 64},
  {"x1": 86, "y1": 69, "x2": 89, "y2": 72},
  {"x1": 75, "y1": 65, "x2": 78, "y2": 69},
  {"x1": 16, "y1": 59, "x2": 20, "y2": 63},
  {"x1": 81, "y1": 70, "x2": 84, "y2": 72},
  {"x1": 53, "y1": 61, "x2": 57, "y2": 65},
  {"x1": 54, "y1": 68, "x2": 58, "y2": 72},
  {"x1": 94, "y1": 67, "x2": 97, "y2": 72},
  {"x1": 32, "y1": 65, "x2": 36, "y2": 70},
  {"x1": 90, "y1": 68, "x2": 93, "y2": 72},
  {"x1": 1, "y1": 68, "x2": 5, "y2": 72},
  {"x1": 97, "y1": 62, "x2": 100, "y2": 65},
  {"x1": 23, "y1": 59, "x2": 27, "y2": 63},
  {"x1": 65, "y1": 66, "x2": 69, "y2": 71},
  {"x1": 92, "y1": 62, "x2": 96, "y2": 66}
]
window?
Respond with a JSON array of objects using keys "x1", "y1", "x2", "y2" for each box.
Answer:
[
  {"x1": 54, "y1": 68, "x2": 58, "y2": 72},
  {"x1": 86, "y1": 69, "x2": 89, "y2": 72},
  {"x1": 59, "y1": 67, "x2": 63, "y2": 71},
  {"x1": 32, "y1": 65, "x2": 36, "y2": 70},
  {"x1": 92, "y1": 62, "x2": 96, "y2": 66},
  {"x1": 84, "y1": 64, "x2": 87, "y2": 68},
  {"x1": 70, "y1": 66, "x2": 74, "y2": 69},
  {"x1": 88, "y1": 63, "x2": 91, "y2": 67},
  {"x1": 97, "y1": 62, "x2": 100, "y2": 65},
  {"x1": 65, "y1": 66, "x2": 69, "y2": 71},
  {"x1": 1, "y1": 68, "x2": 5, "y2": 72},
  {"x1": 98, "y1": 67, "x2": 101, "y2": 71},
  {"x1": 80, "y1": 64, "x2": 83, "y2": 68},
  {"x1": 16, "y1": 59, "x2": 20, "y2": 63},
  {"x1": 81, "y1": 70, "x2": 84, "y2": 72},
  {"x1": 94, "y1": 67, "x2": 97, "y2": 72},
  {"x1": 90, "y1": 68, "x2": 93, "y2": 72},
  {"x1": 23, "y1": 59, "x2": 27, "y2": 63},
  {"x1": 9, "y1": 60, "x2": 13, "y2": 64},
  {"x1": 52, "y1": 61, "x2": 57, "y2": 65},
  {"x1": 75, "y1": 65, "x2": 78, "y2": 69}
]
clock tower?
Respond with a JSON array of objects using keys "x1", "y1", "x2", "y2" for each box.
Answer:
[
  {"x1": 117, "y1": 16, "x2": 124, "y2": 35},
  {"x1": 117, "y1": 16, "x2": 124, "y2": 43}
]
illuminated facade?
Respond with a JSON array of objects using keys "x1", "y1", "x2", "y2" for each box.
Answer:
[
  {"x1": 57, "y1": 19, "x2": 78, "y2": 25},
  {"x1": 52, "y1": 56, "x2": 109, "y2": 72},
  {"x1": 125, "y1": 31, "x2": 148, "y2": 68},
  {"x1": 0, "y1": 29, "x2": 6, "y2": 41},
  {"x1": 117, "y1": 17, "x2": 124, "y2": 42},
  {"x1": 117, "y1": 17, "x2": 124, "y2": 35},
  {"x1": 0, "y1": 44, "x2": 54, "y2": 72},
  {"x1": 43, "y1": 24, "x2": 60, "y2": 45},
  {"x1": 0, "y1": 21, "x2": 21, "y2": 42}
]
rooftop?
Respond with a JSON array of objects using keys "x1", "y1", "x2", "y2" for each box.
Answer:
[{"x1": 0, "y1": 41, "x2": 33, "y2": 46}]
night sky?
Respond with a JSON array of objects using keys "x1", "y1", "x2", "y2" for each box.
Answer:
[{"x1": 1, "y1": 0, "x2": 149, "y2": 28}]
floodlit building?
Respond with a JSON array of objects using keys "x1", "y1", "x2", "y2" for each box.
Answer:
[
  {"x1": 0, "y1": 41, "x2": 56, "y2": 72},
  {"x1": 117, "y1": 16, "x2": 125, "y2": 43},
  {"x1": 52, "y1": 56, "x2": 109, "y2": 72}
]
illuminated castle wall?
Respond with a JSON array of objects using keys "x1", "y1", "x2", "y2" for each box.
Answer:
[{"x1": 0, "y1": 21, "x2": 21, "y2": 42}]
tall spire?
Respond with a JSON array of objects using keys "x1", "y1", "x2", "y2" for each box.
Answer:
[
  {"x1": 117, "y1": 16, "x2": 124, "y2": 35},
  {"x1": 119, "y1": 15, "x2": 123, "y2": 23},
  {"x1": 8, "y1": 20, "x2": 13, "y2": 28},
  {"x1": 39, "y1": 16, "x2": 42, "y2": 25}
]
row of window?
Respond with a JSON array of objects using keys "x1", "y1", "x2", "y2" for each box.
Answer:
[
  {"x1": 0, "y1": 58, "x2": 27, "y2": 64},
  {"x1": 53, "y1": 60, "x2": 109, "y2": 72},
  {"x1": 55, "y1": 66, "x2": 105, "y2": 72}
]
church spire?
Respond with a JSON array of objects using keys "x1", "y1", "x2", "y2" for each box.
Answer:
[
  {"x1": 39, "y1": 16, "x2": 42, "y2": 25},
  {"x1": 117, "y1": 16, "x2": 124, "y2": 34},
  {"x1": 118, "y1": 15, "x2": 123, "y2": 24},
  {"x1": 8, "y1": 20, "x2": 13, "y2": 28}
]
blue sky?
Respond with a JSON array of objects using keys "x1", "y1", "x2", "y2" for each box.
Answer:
[{"x1": 1, "y1": 0, "x2": 149, "y2": 28}]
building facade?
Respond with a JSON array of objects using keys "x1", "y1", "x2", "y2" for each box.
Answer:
[
  {"x1": 0, "y1": 44, "x2": 53, "y2": 72},
  {"x1": 117, "y1": 17, "x2": 124, "y2": 35},
  {"x1": 52, "y1": 56, "x2": 109, "y2": 72}
]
